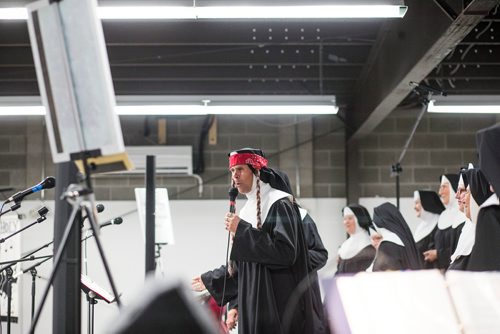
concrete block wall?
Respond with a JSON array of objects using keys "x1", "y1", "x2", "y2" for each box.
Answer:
[
  {"x1": 0, "y1": 114, "x2": 345, "y2": 201},
  {"x1": 1, "y1": 110, "x2": 498, "y2": 201},
  {"x1": 357, "y1": 108, "x2": 500, "y2": 197}
]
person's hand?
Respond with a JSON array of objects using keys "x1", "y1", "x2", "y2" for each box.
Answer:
[
  {"x1": 423, "y1": 249, "x2": 438, "y2": 262},
  {"x1": 226, "y1": 308, "x2": 238, "y2": 330},
  {"x1": 191, "y1": 276, "x2": 206, "y2": 292},
  {"x1": 225, "y1": 212, "x2": 240, "y2": 235}
]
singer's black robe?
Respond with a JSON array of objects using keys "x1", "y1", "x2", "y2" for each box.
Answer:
[
  {"x1": 302, "y1": 214, "x2": 328, "y2": 334},
  {"x1": 372, "y1": 241, "x2": 421, "y2": 271},
  {"x1": 336, "y1": 245, "x2": 376, "y2": 274},
  {"x1": 467, "y1": 206, "x2": 500, "y2": 271},
  {"x1": 201, "y1": 199, "x2": 315, "y2": 334},
  {"x1": 451, "y1": 222, "x2": 465, "y2": 251},
  {"x1": 415, "y1": 226, "x2": 438, "y2": 269},
  {"x1": 202, "y1": 212, "x2": 328, "y2": 334},
  {"x1": 448, "y1": 255, "x2": 470, "y2": 270},
  {"x1": 434, "y1": 226, "x2": 455, "y2": 269}
]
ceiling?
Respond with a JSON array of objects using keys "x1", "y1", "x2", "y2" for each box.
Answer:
[{"x1": 0, "y1": 0, "x2": 499, "y2": 138}]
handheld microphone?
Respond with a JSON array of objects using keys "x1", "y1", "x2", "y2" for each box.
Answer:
[
  {"x1": 229, "y1": 188, "x2": 238, "y2": 214},
  {"x1": 5, "y1": 177, "x2": 56, "y2": 204}
]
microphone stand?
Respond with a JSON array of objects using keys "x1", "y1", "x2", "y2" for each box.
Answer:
[
  {"x1": 0, "y1": 207, "x2": 48, "y2": 244},
  {"x1": 0, "y1": 203, "x2": 21, "y2": 217},
  {"x1": 29, "y1": 153, "x2": 122, "y2": 334},
  {"x1": 23, "y1": 257, "x2": 52, "y2": 319},
  {"x1": 0, "y1": 207, "x2": 47, "y2": 334},
  {"x1": 0, "y1": 255, "x2": 50, "y2": 334},
  {"x1": 391, "y1": 83, "x2": 445, "y2": 209}
]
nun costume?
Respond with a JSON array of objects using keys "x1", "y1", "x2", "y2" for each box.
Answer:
[
  {"x1": 372, "y1": 202, "x2": 423, "y2": 271},
  {"x1": 336, "y1": 204, "x2": 376, "y2": 274},
  {"x1": 413, "y1": 190, "x2": 445, "y2": 269}
]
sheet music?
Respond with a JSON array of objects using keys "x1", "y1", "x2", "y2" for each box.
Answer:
[
  {"x1": 446, "y1": 270, "x2": 500, "y2": 334},
  {"x1": 334, "y1": 270, "x2": 461, "y2": 334}
]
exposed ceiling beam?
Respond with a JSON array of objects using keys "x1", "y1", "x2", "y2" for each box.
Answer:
[{"x1": 347, "y1": 0, "x2": 500, "y2": 141}]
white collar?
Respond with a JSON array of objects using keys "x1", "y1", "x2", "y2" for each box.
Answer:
[
  {"x1": 480, "y1": 193, "x2": 500, "y2": 209},
  {"x1": 238, "y1": 175, "x2": 291, "y2": 228},
  {"x1": 298, "y1": 207, "x2": 308, "y2": 220},
  {"x1": 338, "y1": 208, "x2": 372, "y2": 260},
  {"x1": 373, "y1": 225, "x2": 404, "y2": 247},
  {"x1": 450, "y1": 219, "x2": 475, "y2": 263},
  {"x1": 438, "y1": 203, "x2": 465, "y2": 229},
  {"x1": 413, "y1": 210, "x2": 440, "y2": 243}
]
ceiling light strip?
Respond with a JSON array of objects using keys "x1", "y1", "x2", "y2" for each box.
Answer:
[
  {"x1": 0, "y1": 105, "x2": 338, "y2": 116},
  {"x1": 0, "y1": 5, "x2": 407, "y2": 20}
]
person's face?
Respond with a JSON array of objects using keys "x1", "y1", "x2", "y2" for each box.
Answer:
[
  {"x1": 439, "y1": 182, "x2": 451, "y2": 206},
  {"x1": 371, "y1": 232, "x2": 382, "y2": 250},
  {"x1": 414, "y1": 199, "x2": 422, "y2": 218},
  {"x1": 456, "y1": 185, "x2": 466, "y2": 212},
  {"x1": 230, "y1": 164, "x2": 254, "y2": 194},
  {"x1": 343, "y1": 214, "x2": 357, "y2": 235},
  {"x1": 463, "y1": 186, "x2": 471, "y2": 219}
]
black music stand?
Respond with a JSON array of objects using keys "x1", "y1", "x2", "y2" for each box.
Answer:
[{"x1": 81, "y1": 274, "x2": 115, "y2": 334}]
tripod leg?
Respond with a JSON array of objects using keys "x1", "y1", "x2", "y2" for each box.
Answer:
[
  {"x1": 7, "y1": 272, "x2": 11, "y2": 334},
  {"x1": 83, "y1": 205, "x2": 122, "y2": 307},
  {"x1": 29, "y1": 203, "x2": 82, "y2": 334},
  {"x1": 87, "y1": 295, "x2": 91, "y2": 334}
]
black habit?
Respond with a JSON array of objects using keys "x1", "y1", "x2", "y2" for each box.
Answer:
[
  {"x1": 465, "y1": 168, "x2": 500, "y2": 271},
  {"x1": 202, "y1": 198, "x2": 315, "y2": 334},
  {"x1": 372, "y1": 202, "x2": 424, "y2": 271}
]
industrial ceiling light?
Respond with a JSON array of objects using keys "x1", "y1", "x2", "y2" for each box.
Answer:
[
  {"x1": 98, "y1": 5, "x2": 408, "y2": 19},
  {"x1": 428, "y1": 95, "x2": 500, "y2": 114},
  {"x1": 0, "y1": 4, "x2": 407, "y2": 20},
  {"x1": 0, "y1": 96, "x2": 338, "y2": 116}
]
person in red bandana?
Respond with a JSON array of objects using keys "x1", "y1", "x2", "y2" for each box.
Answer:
[{"x1": 193, "y1": 148, "x2": 315, "y2": 334}]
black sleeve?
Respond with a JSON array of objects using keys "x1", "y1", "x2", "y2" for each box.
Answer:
[
  {"x1": 230, "y1": 199, "x2": 299, "y2": 267},
  {"x1": 435, "y1": 228, "x2": 453, "y2": 269},
  {"x1": 200, "y1": 265, "x2": 238, "y2": 306},
  {"x1": 228, "y1": 297, "x2": 238, "y2": 311},
  {"x1": 303, "y1": 215, "x2": 329, "y2": 271}
]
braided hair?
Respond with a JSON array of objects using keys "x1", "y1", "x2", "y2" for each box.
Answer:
[
  {"x1": 255, "y1": 170, "x2": 262, "y2": 230},
  {"x1": 248, "y1": 165, "x2": 263, "y2": 230}
]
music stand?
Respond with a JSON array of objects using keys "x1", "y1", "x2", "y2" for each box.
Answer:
[
  {"x1": 25, "y1": 0, "x2": 133, "y2": 331},
  {"x1": 81, "y1": 274, "x2": 115, "y2": 334}
]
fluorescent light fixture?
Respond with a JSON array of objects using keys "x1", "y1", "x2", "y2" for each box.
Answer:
[
  {"x1": 116, "y1": 105, "x2": 337, "y2": 115},
  {"x1": 428, "y1": 95, "x2": 500, "y2": 114},
  {"x1": 0, "y1": 7, "x2": 27, "y2": 20},
  {"x1": 0, "y1": 5, "x2": 407, "y2": 20},
  {"x1": 0, "y1": 106, "x2": 45, "y2": 116},
  {"x1": 0, "y1": 96, "x2": 338, "y2": 116}
]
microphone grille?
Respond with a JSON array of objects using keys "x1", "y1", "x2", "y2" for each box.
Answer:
[
  {"x1": 229, "y1": 187, "x2": 238, "y2": 201},
  {"x1": 44, "y1": 176, "x2": 56, "y2": 189},
  {"x1": 96, "y1": 204, "x2": 105, "y2": 213}
]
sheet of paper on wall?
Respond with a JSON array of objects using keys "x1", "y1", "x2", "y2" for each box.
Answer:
[
  {"x1": 135, "y1": 188, "x2": 175, "y2": 245},
  {"x1": 446, "y1": 270, "x2": 500, "y2": 334},
  {"x1": 325, "y1": 270, "x2": 461, "y2": 334}
]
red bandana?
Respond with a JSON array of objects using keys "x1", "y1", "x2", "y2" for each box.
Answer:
[{"x1": 229, "y1": 153, "x2": 268, "y2": 170}]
